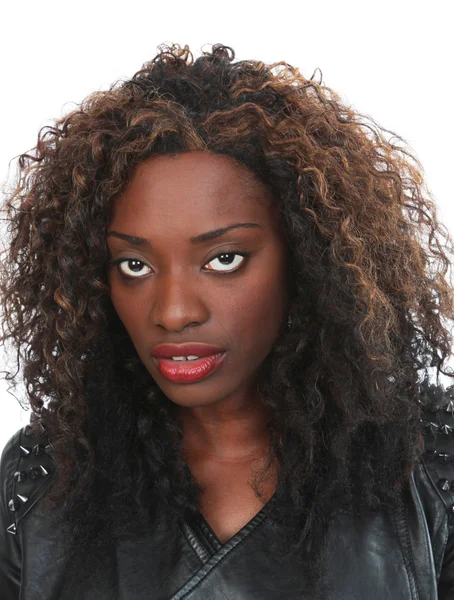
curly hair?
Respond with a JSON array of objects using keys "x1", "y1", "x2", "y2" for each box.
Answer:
[{"x1": 1, "y1": 42, "x2": 454, "y2": 592}]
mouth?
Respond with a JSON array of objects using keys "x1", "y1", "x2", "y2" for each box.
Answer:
[{"x1": 151, "y1": 352, "x2": 227, "y2": 384}]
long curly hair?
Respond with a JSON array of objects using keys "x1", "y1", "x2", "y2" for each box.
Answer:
[{"x1": 1, "y1": 42, "x2": 454, "y2": 593}]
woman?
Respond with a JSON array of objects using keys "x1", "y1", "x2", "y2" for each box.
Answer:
[{"x1": 0, "y1": 42, "x2": 453, "y2": 599}]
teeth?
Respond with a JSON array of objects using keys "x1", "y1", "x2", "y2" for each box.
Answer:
[{"x1": 170, "y1": 355, "x2": 200, "y2": 361}]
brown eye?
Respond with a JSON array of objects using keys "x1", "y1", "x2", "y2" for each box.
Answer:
[
  {"x1": 109, "y1": 251, "x2": 250, "y2": 279},
  {"x1": 111, "y1": 258, "x2": 152, "y2": 279},
  {"x1": 204, "y1": 252, "x2": 249, "y2": 273}
]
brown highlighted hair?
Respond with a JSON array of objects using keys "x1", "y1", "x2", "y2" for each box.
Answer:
[{"x1": 1, "y1": 43, "x2": 454, "y2": 592}]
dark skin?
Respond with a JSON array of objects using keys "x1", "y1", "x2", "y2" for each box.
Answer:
[{"x1": 106, "y1": 150, "x2": 289, "y2": 542}]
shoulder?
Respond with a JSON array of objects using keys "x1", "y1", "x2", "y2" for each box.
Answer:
[
  {"x1": 412, "y1": 384, "x2": 454, "y2": 590},
  {"x1": 0, "y1": 419, "x2": 55, "y2": 596},
  {"x1": 417, "y1": 385, "x2": 454, "y2": 506},
  {"x1": 0, "y1": 418, "x2": 54, "y2": 536}
]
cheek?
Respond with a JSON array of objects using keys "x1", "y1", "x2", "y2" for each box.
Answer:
[
  {"x1": 227, "y1": 264, "x2": 288, "y2": 350},
  {"x1": 109, "y1": 285, "x2": 144, "y2": 338}
]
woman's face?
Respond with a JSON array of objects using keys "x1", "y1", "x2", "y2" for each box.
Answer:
[{"x1": 106, "y1": 151, "x2": 289, "y2": 409}]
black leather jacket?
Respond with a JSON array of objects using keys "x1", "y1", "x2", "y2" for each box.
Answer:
[{"x1": 1, "y1": 402, "x2": 454, "y2": 599}]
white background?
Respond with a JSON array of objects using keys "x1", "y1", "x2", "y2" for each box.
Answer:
[{"x1": 0, "y1": 0, "x2": 453, "y2": 451}]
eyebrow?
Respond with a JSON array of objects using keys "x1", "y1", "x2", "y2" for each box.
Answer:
[{"x1": 106, "y1": 222, "x2": 262, "y2": 247}]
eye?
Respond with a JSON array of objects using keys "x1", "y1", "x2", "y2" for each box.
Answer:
[
  {"x1": 109, "y1": 250, "x2": 250, "y2": 280},
  {"x1": 204, "y1": 251, "x2": 249, "y2": 274},
  {"x1": 111, "y1": 258, "x2": 151, "y2": 279}
]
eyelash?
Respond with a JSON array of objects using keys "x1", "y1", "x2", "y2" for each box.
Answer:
[{"x1": 109, "y1": 250, "x2": 251, "y2": 280}]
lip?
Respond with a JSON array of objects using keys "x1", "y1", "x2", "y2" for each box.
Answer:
[
  {"x1": 152, "y1": 352, "x2": 226, "y2": 383},
  {"x1": 150, "y1": 342, "x2": 226, "y2": 358}
]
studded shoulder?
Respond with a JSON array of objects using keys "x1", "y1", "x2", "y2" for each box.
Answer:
[
  {"x1": 1, "y1": 418, "x2": 55, "y2": 537},
  {"x1": 419, "y1": 383, "x2": 454, "y2": 523}
]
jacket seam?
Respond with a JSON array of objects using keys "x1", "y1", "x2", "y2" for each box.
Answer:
[
  {"x1": 9, "y1": 439, "x2": 20, "y2": 506},
  {"x1": 393, "y1": 502, "x2": 420, "y2": 600},
  {"x1": 179, "y1": 521, "x2": 209, "y2": 565},
  {"x1": 419, "y1": 461, "x2": 449, "y2": 566},
  {"x1": 197, "y1": 518, "x2": 223, "y2": 552},
  {"x1": 402, "y1": 501, "x2": 421, "y2": 600}
]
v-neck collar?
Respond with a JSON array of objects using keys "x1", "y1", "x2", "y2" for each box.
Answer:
[
  {"x1": 185, "y1": 491, "x2": 277, "y2": 559},
  {"x1": 175, "y1": 493, "x2": 277, "y2": 599}
]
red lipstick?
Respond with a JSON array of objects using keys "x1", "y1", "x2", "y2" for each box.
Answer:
[
  {"x1": 153, "y1": 353, "x2": 226, "y2": 383},
  {"x1": 150, "y1": 343, "x2": 227, "y2": 384}
]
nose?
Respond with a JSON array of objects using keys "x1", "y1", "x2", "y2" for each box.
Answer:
[{"x1": 150, "y1": 270, "x2": 209, "y2": 332}]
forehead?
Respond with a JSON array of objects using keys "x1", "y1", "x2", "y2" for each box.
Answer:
[{"x1": 108, "y1": 151, "x2": 275, "y2": 229}]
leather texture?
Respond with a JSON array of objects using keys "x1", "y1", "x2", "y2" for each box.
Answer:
[{"x1": 1, "y1": 400, "x2": 454, "y2": 599}]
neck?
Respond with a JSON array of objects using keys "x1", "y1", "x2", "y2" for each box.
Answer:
[{"x1": 178, "y1": 394, "x2": 273, "y2": 463}]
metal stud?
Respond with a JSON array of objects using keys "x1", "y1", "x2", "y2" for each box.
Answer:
[
  {"x1": 39, "y1": 465, "x2": 49, "y2": 477},
  {"x1": 13, "y1": 471, "x2": 27, "y2": 483},
  {"x1": 437, "y1": 453, "x2": 452, "y2": 464},
  {"x1": 437, "y1": 478, "x2": 451, "y2": 491},
  {"x1": 16, "y1": 494, "x2": 28, "y2": 504},
  {"x1": 6, "y1": 523, "x2": 16, "y2": 535},
  {"x1": 23, "y1": 424, "x2": 33, "y2": 437},
  {"x1": 424, "y1": 422, "x2": 440, "y2": 435},
  {"x1": 452, "y1": 504, "x2": 454, "y2": 514},
  {"x1": 440, "y1": 424, "x2": 453, "y2": 435},
  {"x1": 32, "y1": 444, "x2": 46, "y2": 456},
  {"x1": 19, "y1": 445, "x2": 31, "y2": 457},
  {"x1": 8, "y1": 498, "x2": 20, "y2": 512},
  {"x1": 425, "y1": 447, "x2": 438, "y2": 459},
  {"x1": 28, "y1": 467, "x2": 42, "y2": 480},
  {"x1": 445, "y1": 400, "x2": 454, "y2": 414}
]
